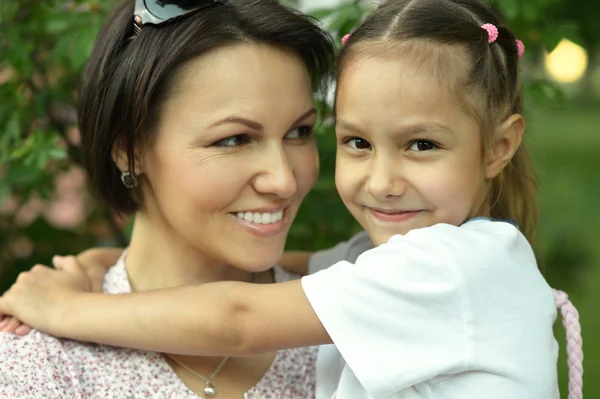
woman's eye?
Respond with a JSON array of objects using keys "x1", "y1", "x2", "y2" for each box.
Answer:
[
  {"x1": 344, "y1": 137, "x2": 371, "y2": 150},
  {"x1": 212, "y1": 134, "x2": 251, "y2": 148},
  {"x1": 408, "y1": 140, "x2": 437, "y2": 152},
  {"x1": 286, "y1": 125, "x2": 314, "y2": 140}
]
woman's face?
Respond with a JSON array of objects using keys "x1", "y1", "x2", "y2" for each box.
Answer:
[{"x1": 138, "y1": 43, "x2": 319, "y2": 271}]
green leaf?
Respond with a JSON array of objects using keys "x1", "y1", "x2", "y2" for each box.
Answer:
[
  {"x1": 557, "y1": 24, "x2": 584, "y2": 48},
  {"x1": 69, "y1": 28, "x2": 98, "y2": 71},
  {"x1": 5, "y1": 163, "x2": 44, "y2": 187},
  {"x1": 35, "y1": 152, "x2": 49, "y2": 169},
  {"x1": 309, "y1": 7, "x2": 337, "y2": 20},
  {"x1": 52, "y1": 35, "x2": 73, "y2": 65},
  {"x1": 5, "y1": 113, "x2": 21, "y2": 139},
  {"x1": 328, "y1": 4, "x2": 359, "y2": 34},
  {"x1": 521, "y1": 1, "x2": 541, "y2": 23},
  {"x1": 0, "y1": 181, "x2": 11, "y2": 208},
  {"x1": 47, "y1": 147, "x2": 67, "y2": 160},
  {"x1": 542, "y1": 23, "x2": 583, "y2": 52},
  {"x1": 45, "y1": 18, "x2": 70, "y2": 34},
  {"x1": 495, "y1": 0, "x2": 520, "y2": 20},
  {"x1": 525, "y1": 79, "x2": 565, "y2": 105},
  {"x1": 542, "y1": 29, "x2": 563, "y2": 52}
]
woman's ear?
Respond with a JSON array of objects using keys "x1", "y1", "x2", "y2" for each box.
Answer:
[
  {"x1": 111, "y1": 140, "x2": 142, "y2": 175},
  {"x1": 485, "y1": 114, "x2": 525, "y2": 179}
]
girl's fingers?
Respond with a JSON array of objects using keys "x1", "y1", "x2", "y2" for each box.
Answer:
[
  {"x1": 52, "y1": 255, "x2": 65, "y2": 270},
  {"x1": 1, "y1": 317, "x2": 21, "y2": 334},
  {"x1": 0, "y1": 317, "x2": 9, "y2": 331},
  {"x1": 15, "y1": 324, "x2": 32, "y2": 336}
]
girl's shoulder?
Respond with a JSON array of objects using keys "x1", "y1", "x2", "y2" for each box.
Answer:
[
  {"x1": 273, "y1": 265, "x2": 301, "y2": 283},
  {"x1": 392, "y1": 219, "x2": 534, "y2": 269}
]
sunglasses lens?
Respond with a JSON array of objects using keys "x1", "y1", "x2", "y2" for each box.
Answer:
[{"x1": 144, "y1": 0, "x2": 205, "y2": 21}]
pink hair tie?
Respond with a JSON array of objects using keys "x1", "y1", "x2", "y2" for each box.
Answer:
[
  {"x1": 342, "y1": 34, "x2": 351, "y2": 46},
  {"x1": 515, "y1": 39, "x2": 525, "y2": 58},
  {"x1": 481, "y1": 23, "x2": 498, "y2": 44}
]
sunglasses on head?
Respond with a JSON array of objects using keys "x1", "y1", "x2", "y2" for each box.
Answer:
[{"x1": 133, "y1": 0, "x2": 223, "y2": 32}]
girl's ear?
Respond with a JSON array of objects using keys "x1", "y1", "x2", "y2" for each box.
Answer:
[{"x1": 485, "y1": 114, "x2": 525, "y2": 179}]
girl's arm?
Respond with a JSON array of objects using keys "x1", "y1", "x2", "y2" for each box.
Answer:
[{"x1": 0, "y1": 256, "x2": 331, "y2": 356}]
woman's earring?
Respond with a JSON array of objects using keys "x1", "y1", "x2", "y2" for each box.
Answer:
[{"x1": 120, "y1": 170, "x2": 138, "y2": 189}]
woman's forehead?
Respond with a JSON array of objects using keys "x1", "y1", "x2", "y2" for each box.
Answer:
[{"x1": 156, "y1": 43, "x2": 315, "y2": 130}]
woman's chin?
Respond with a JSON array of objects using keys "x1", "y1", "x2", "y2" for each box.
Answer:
[{"x1": 229, "y1": 250, "x2": 284, "y2": 273}]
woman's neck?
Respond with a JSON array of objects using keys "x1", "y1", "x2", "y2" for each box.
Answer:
[
  {"x1": 124, "y1": 212, "x2": 253, "y2": 292},
  {"x1": 123, "y1": 213, "x2": 278, "y2": 397}
]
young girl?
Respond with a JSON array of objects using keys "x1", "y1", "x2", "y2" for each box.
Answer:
[{"x1": 0, "y1": 0, "x2": 583, "y2": 398}]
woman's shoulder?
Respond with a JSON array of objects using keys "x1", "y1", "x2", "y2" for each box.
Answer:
[
  {"x1": 0, "y1": 330, "x2": 181, "y2": 398},
  {"x1": 0, "y1": 329, "x2": 69, "y2": 367},
  {"x1": 0, "y1": 330, "x2": 81, "y2": 397},
  {"x1": 254, "y1": 345, "x2": 318, "y2": 398}
]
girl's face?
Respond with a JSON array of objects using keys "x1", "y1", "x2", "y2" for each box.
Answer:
[
  {"x1": 136, "y1": 43, "x2": 319, "y2": 271},
  {"x1": 334, "y1": 52, "x2": 489, "y2": 246}
]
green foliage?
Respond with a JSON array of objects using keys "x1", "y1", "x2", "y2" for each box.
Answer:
[
  {"x1": 0, "y1": 0, "x2": 122, "y2": 290},
  {"x1": 0, "y1": 0, "x2": 112, "y2": 201}
]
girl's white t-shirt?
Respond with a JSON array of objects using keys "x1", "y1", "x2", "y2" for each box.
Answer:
[{"x1": 303, "y1": 219, "x2": 559, "y2": 399}]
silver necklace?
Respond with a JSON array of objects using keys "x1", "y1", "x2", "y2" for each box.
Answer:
[
  {"x1": 165, "y1": 272, "x2": 258, "y2": 398},
  {"x1": 166, "y1": 354, "x2": 229, "y2": 398}
]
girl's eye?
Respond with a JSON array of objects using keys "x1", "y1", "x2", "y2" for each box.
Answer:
[
  {"x1": 212, "y1": 134, "x2": 251, "y2": 148},
  {"x1": 344, "y1": 137, "x2": 372, "y2": 150},
  {"x1": 286, "y1": 125, "x2": 314, "y2": 140},
  {"x1": 408, "y1": 140, "x2": 437, "y2": 152}
]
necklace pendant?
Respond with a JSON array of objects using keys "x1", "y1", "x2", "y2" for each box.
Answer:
[{"x1": 204, "y1": 382, "x2": 217, "y2": 397}]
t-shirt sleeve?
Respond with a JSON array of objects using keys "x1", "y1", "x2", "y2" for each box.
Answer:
[
  {"x1": 0, "y1": 331, "x2": 82, "y2": 398},
  {"x1": 308, "y1": 231, "x2": 373, "y2": 275},
  {"x1": 301, "y1": 226, "x2": 468, "y2": 397}
]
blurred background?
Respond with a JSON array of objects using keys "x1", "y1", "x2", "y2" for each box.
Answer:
[{"x1": 0, "y1": 0, "x2": 598, "y2": 394}]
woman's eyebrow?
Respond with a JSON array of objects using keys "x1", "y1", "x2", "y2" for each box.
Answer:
[
  {"x1": 207, "y1": 108, "x2": 316, "y2": 131},
  {"x1": 289, "y1": 108, "x2": 317, "y2": 129},
  {"x1": 209, "y1": 116, "x2": 263, "y2": 130}
]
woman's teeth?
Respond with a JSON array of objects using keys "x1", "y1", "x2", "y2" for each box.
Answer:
[{"x1": 235, "y1": 210, "x2": 284, "y2": 225}]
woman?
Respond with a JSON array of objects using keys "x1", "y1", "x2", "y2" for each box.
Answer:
[{"x1": 0, "y1": 0, "x2": 334, "y2": 397}]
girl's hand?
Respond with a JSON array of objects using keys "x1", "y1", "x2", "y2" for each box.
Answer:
[
  {"x1": 0, "y1": 256, "x2": 90, "y2": 337},
  {"x1": 0, "y1": 248, "x2": 121, "y2": 335},
  {"x1": 76, "y1": 247, "x2": 123, "y2": 292}
]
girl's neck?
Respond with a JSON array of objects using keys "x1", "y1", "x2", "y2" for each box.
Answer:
[{"x1": 124, "y1": 212, "x2": 253, "y2": 292}]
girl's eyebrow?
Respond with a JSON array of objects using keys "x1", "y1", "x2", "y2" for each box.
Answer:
[
  {"x1": 335, "y1": 120, "x2": 455, "y2": 136},
  {"x1": 335, "y1": 119, "x2": 366, "y2": 135},
  {"x1": 397, "y1": 122, "x2": 455, "y2": 136}
]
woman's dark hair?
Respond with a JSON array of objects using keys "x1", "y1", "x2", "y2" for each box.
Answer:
[
  {"x1": 79, "y1": 0, "x2": 334, "y2": 214},
  {"x1": 339, "y1": 0, "x2": 537, "y2": 242}
]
